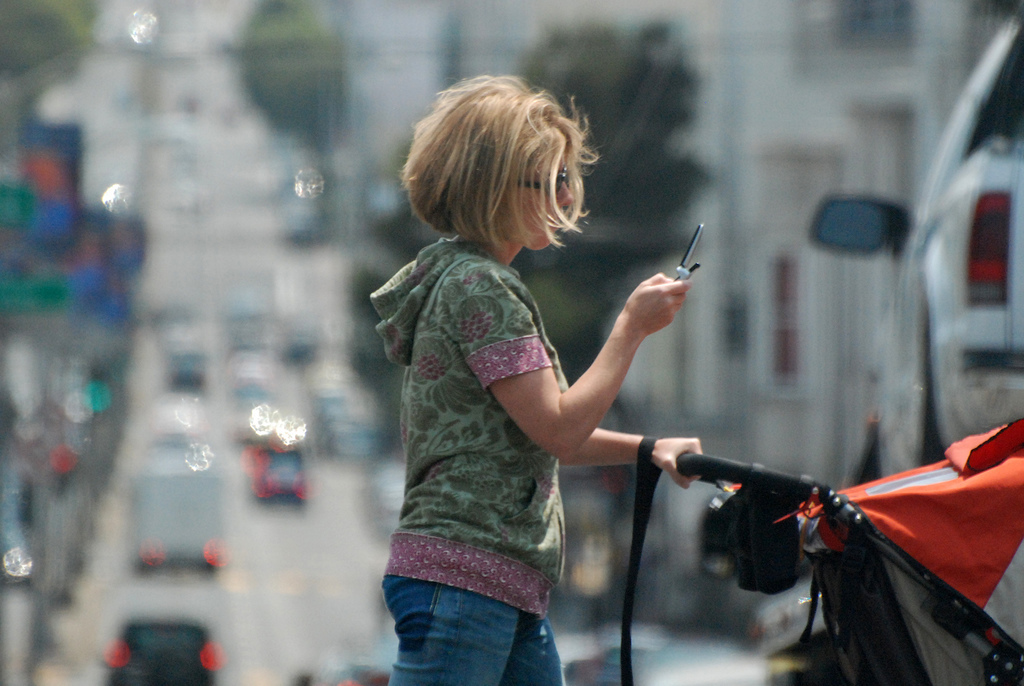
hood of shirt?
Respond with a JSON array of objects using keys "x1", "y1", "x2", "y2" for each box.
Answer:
[{"x1": 370, "y1": 238, "x2": 495, "y2": 366}]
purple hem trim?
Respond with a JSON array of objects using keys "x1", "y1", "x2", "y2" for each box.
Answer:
[
  {"x1": 466, "y1": 335, "x2": 552, "y2": 388},
  {"x1": 385, "y1": 532, "x2": 553, "y2": 617}
]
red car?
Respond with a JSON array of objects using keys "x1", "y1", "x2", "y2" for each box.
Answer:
[{"x1": 242, "y1": 443, "x2": 309, "y2": 504}]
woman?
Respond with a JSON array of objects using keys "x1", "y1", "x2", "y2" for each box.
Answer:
[{"x1": 371, "y1": 75, "x2": 701, "y2": 686}]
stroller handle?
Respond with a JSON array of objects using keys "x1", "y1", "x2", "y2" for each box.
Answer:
[{"x1": 676, "y1": 453, "x2": 822, "y2": 501}]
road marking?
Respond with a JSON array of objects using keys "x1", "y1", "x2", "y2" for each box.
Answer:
[
  {"x1": 241, "y1": 667, "x2": 279, "y2": 686},
  {"x1": 33, "y1": 663, "x2": 69, "y2": 686},
  {"x1": 219, "y1": 567, "x2": 252, "y2": 593},
  {"x1": 316, "y1": 576, "x2": 343, "y2": 597},
  {"x1": 221, "y1": 565, "x2": 355, "y2": 600},
  {"x1": 274, "y1": 568, "x2": 306, "y2": 595}
]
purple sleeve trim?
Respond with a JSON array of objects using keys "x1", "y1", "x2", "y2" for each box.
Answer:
[
  {"x1": 385, "y1": 532, "x2": 553, "y2": 617},
  {"x1": 466, "y1": 335, "x2": 552, "y2": 388}
]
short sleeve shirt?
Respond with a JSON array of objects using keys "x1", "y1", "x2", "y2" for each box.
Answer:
[{"x1": 395, "y1": 246, "x2": 568, "y2": 601}]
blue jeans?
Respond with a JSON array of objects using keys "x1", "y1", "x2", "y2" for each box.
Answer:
[{"x1": 382, "y1": 575, "x2": 564, "y2": 686}]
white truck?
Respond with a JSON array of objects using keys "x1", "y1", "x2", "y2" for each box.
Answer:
[{"x1": 132, "y1": 444, "x2": 227, "y2": 573}]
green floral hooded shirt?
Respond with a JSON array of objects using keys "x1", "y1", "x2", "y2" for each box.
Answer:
[{"x1": 370, "y1": 238, "x2": 567, "y2": 615}]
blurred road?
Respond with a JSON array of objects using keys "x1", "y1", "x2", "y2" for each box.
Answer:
[
  {"x1": 38, "y1": 332, "x2": 391, "y2": 686},
  {"x1": 13, "y1": 1, "x2": 394, "y2": 684}
]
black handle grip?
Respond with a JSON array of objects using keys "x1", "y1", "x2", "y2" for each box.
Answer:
[
  {"x1": 676, "y1": 453, "x2": 752, "y2": 484},
  {"x1": 676, "y1": 453, "x2": 821, "y2": 501}
]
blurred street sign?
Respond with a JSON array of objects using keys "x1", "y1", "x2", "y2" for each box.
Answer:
[
  {"x1": 0, "y1": 277, "x2": 69, "y2": 313},
  {"x1": 0, "y1": 182, "x2": 35, "y2": 228}
]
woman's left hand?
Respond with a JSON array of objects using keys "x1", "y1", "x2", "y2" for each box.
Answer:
[{"x1": 651, "y1": 437, "x2": 702, "y2": 488}]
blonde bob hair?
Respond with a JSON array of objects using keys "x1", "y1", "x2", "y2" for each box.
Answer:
[{"x1": 402, "y1": 75, "x2": 597, "y2": 248}]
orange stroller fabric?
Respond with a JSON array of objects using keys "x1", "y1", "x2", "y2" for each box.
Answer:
[{"x1": 819, "y1": 419, "x2": 1024, "y2": 614}]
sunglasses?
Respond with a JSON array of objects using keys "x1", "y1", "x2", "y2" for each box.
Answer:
[{"x1": 522, "y1": 168, "x2": 568, "y2": 191}]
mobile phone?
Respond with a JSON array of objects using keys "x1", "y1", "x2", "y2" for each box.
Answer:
[{"x1": 676, "y1": 224, "x2": 704, "y2": 280}]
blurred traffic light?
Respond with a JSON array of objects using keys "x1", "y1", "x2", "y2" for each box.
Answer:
[
  {"x1": 87, "y1": 379, "x2": 111, "y2": 413},
  {"x1": 49, "y1": 443, "x2": 78, "y2": 475}
]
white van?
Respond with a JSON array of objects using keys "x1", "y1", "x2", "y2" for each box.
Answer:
[
  {"x1": 812, "y1": 14, "x2": 1024, "y2": 476},
  {"x1": 741, "y1": 10, "x2": 1024, "y2": 683},
  {"x1": 748, "y1": 11, "x2": 1024, "y2": 682}
]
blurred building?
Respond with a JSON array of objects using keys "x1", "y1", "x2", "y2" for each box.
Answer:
[
  {"x1": 321, "y1": 0, "x2": 531, "y2": 241},
  {"x1": 522, "y1": 0, "x2": 1006, "y2": 625},
  {"x1": 524, "y1": 2, "x2": 992, "y2": 480},
  {"x1": 330, "y1": 0, "x2": 999, "y2": 489},
  {"x1": 313, "y1": 0, "x2": 1005, "y2": 629}
]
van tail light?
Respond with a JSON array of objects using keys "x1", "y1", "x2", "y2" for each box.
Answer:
[
  {"x1": 200, "y1": 641, "x2": 225, "y2": 671},
  {"x1": 104, "y1": 639, "x2": 131, "y2": 668},
  {"x1": 968, "y1": 191, "x2": 1011, "y2": 305}
]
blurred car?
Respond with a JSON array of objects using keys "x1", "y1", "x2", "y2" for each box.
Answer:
[
  {"x1": 223, "y1": 285, "x2": 275, "y2": 353},
  {"x1": 304, "y1": 660, "x2": 389, "y2": 686},
  {"x1": 561, "y1": 626, "x2": 767, "y2": 686},
  {"x1": 366, "y1": 457, "x2": 405, "y2": 539},
  {"x1": 105, "y1": 618, "x2": 225, "y2": 686},
  {"x1": 242, "y1": 442, "x2": 309, "y2": 505},
  {"x1": 150, "y1": 394, "x2": 210, "y2": 446},
  {"x1": 166, "y1": 347, "x2": 207, "y2": 393},
  {"x1": 157, "y1": 306, "x2": 208, "y2": 392},
  {"x1": 641, "y1": 637, "x2": 768, "y2": 686},
  {"x1": 297, "y1": 633, "x2": 396, "y2": 686},
  {"x1": 225, "y1": 316, "x2": 271, "y2": 353},
  {"x1": 281, "y1": 314, "x2": 320, "y2": 366},
  {"x1": 227, "y1": 349, "x2": 276, "y2": 394},
  {"x1": 165, "y1": 336, "x2": 207, "y2": 393},
  {"x1": 154, "y1": 304, "x2": 200, "y2": 345},
  {"x1": 308, "y1": 379, "x2": 380, "y2": 461}
]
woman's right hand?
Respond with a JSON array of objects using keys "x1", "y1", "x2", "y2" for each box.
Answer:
[
  {"x1": 651, "y1": 436, "x2": 702, "y2": 489},
  {"x1": 618, "y1": 273, "x2": 692, "y2": 339}
]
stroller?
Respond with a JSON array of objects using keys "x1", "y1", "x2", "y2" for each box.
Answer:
[{"x1": 621, "y1": 419, "x2": 1024, "y2": 686}]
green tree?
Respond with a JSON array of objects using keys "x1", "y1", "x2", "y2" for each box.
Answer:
[
  {"x1": 237, "y1": 0, "x2": 345, "y2": 153},
  {"x1": 522, "y1": 22, "x2": 707, "y2": 231},
  {"x1": 0, "y1": 0, "x2": 95, "y2": 142},
  {"x1": 0, "y1": 0, "x2": 94, "y2": 78},
  {"x1": 974, "y1": 0, "x2": 1022, "y2": 16},
  {"x1": 517, "y1": 21, "x2": 708, "y2": 382}
]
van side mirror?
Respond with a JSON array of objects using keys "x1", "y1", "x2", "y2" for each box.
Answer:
[{"x1": 810, "y1": 196, "x2": 910, "y2": 256}]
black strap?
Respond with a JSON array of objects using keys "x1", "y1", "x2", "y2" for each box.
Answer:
[
  {"x1": 799, "y1": 573, "x2": 819, "y2": 644},
  {"x1": 621, "y1": 437, "x2": 662, "y2": 686},
  {"x1": 835, "y1": 528, "x2": 867, "y2": 652}
]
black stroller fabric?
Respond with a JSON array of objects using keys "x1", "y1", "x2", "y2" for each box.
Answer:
[
  {"x1": 720, "y1": 486, "x2": 802, "y2": 595},
  {"x1": 813, "y1": 535, "x2": 932, "y2": 686}
]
